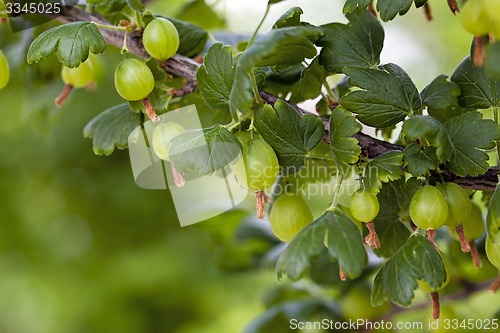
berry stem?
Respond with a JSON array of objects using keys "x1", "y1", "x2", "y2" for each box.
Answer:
[
  {"x1": 423, "y1": 2, "x2": 432, "y2": 21},
  {"x1": 255, "y1": 190, "x2": 269, "y2": 220},
  {"x1": 469, "y1": 240, "x2": 482, "y2": 269},
  {"x1": 455, "y1": 225, "x2": 471, "y2": 253},
  {"x1": 368, "y1": 1, "x2": 377, "y2": 17},
  {"x1": 170, "y1": 162, "x2": 185, "y2": 188},
  {"x1": 339, "y1": 265, "x2": 346, "y2": 281},
  {"x1": 426, "y1": 229, "x2": 439, "y2": 251},
  {"x1": 141, "y1": 99, "x2": 160, "y2": 122},
  {"x1": 247, "y1": 3, "x2": 270, "y2": 47},
  {"x1": 55, "y1": 84, "x2": 73, "y2": 108},
  {"x1": 473, "y1": 36, "x2": 486, "y2": 67},
  {"x1": 430, "y1": 292, "x2": 440, "y2": 320},
  {"x1": 365, "y1": 221, "x2": 381, "y2": 249},
  {"x1": 490, "y1": 273, "x2": 500, "y2": 293},
  {"x1": 446, "y1": 0, "x2": 459, "y2": 15}
]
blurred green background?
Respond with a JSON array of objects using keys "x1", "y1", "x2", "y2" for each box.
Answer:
[{"x1": 1, "y1": 0, "x2": 500, "y2": 332}]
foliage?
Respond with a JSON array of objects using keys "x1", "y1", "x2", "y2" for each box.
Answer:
[{"x1": 3, "y1": 0, "x2": 500, "y2": 331}]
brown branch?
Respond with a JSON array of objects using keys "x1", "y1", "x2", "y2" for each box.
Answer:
[{"x1": 52, "y1": 7, "x2": 499, "y2": 190}]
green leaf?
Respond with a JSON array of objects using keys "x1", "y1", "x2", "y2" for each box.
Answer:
[
  {"x1": 169, "y1": 125, "x2": 242, "y2": 175},
  {"x1": 168, "y1": 17, "x2": 209, "y2": 57},
  {"x1": 126, "y1": 0, "x2": 143, "y2": 11},
  {"x1": 376, "y1": 0, "x2": 414, "y2": 21},
  {"x1": 342, "y1": 64, "x2": 422, "y2": 128},
  {"x1": 273, "y1": 7, "x2": 303, "y2": 28},
  {"x1": 485, "y1": 43, "x2": 500, "y2": 80},
  {"x1": 343, "y1": 0, "x2": 372, "y2": 14},
  {"x1": 373, "y1": 180, "x2": 413, "y2": 258},
  {"x1": 329, "y1": 106, "x2": 361, "y2": 174},
  {"x1": 325, "y1": 209, "x2": 368, "y2": 279},
  {"x1": 269, "y1": 0, "x2": 287, "y2": 4},
  {"x1": 403, "y1": 144, "x2": 439, "y2": 177},
  {"x1": 197, "y1": 43, "x2": 235, "y2": 111},
  {"x1": 83, "y1": 104, "x2": 140, "y2": 156},
  {"x1": 230, "y1": 26, "x2": 323, "y2": 115},
  {"x1": 487, "y1": 185, "x2": 500, "y2": 241},
  {"x1": 87, "y1": 0, "x2": 126, "y2": 14},
  {"x1": 318, "y1": 9, "x2": 384, "y2": 74},
  {"x1": 401, "y1": 115, "x2": 454, "y2": 162},
  {"x1": 277, "y1": 209, "x2": 367, "y2": 281},
  {"x1": 445, "y1": 111, "x2": 500, "y2": 177},
  {"x1": 276, "y1": 215, "x2": 327, "y2": 281},
  {"x1": 414, "y1": 0, "x2": 427, "y2": 7},
  {"x1": 372, "y1": 234, "x2": 447, "y2": 307},
  {"x1": 27, "y1": 22, "x2": 106, "y2": 68},
  {"x1": 254, "y1": 101, "x2": 324, "y2": 173},
  {"x1": 451, "y1": 56, "x2": 500, "y2": 109},
  {"x1": 421, "y1": 75, "x2": 462, "y2": 123},
  {"x1": 263, "y1": 58, "x2": 328, "y2": 104},
  {"x1": 362, "y1": 151, "x2": 404, "y2": 193},
  {"x1": 176, "y1": 0, "x2": 225, "y2": 31}
]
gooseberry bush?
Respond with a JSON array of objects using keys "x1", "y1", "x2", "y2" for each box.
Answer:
[{"x1": 3, "y1": 0, "x2": 500, "y2": 329}]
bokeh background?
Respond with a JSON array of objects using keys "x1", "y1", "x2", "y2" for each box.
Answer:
[{"x1": 1, "y1": 0, "x2": 500, "y2": 332}]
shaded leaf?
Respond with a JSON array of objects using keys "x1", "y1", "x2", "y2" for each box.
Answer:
[
  {"x1": 362, "y1": 151, "x2": 404, "y2": 193},
  {"x1": 373, "y1": 180, "x2": 413, "y2": 258},
  {"x1": 376, "y1": 0, "x2": 413, "y2": 21},
  {"x1": 372, "y1": 235, "x2": 447, "y2": 307},
  {"x1": 318, "y1": 9, "x2": 384, "y2": 73},
  {"x1": 329, "y1": 106, "x2": 361, "y2": 174},
  {"x1": 230, "y1": 26, "x2": 323, "y2": 115},
  {"x1": 325, "y1": 209, "x2": 368, "y2": 279},
  {"x1": 343, "y1": 0, "x2": 372, "y2": 14},
  {"x1": 197, "y1": 43, "x2": 235, "y2": 111},
  {"x1": 401, "y1": 115, "x2": 454, "y2": 162},
  {"x1": 277, "y1": 209, "x2": 367, "y2": 281},
  {"x1": 451, "y1": 56, "x2": 500, "y2": 109},
  {"x1": 27, "y1": 22, "x2": 106, "y2": 68},
  {"x1": 421, "y1": 75, "x2": 462, "y2": 123},
  {"x1": 273, "y1": 7, "x2": 303, "y2": 28},
  {"x1": 169, "y1": 125, "x2": 242, "y2": 175},
  {"x1": 485, "y1": 43, "x2": 500, "y2": 80},
  {"x1": 83, "y1": 104, "x2": 140, "y2": 156},
  {"x1": 445, "y1": 111, "x2": 500, "y2": 177},
  {"x1": 254, "y1": 101, "x2": 324, "y2": 173},
  {"x1": 403, "y1": 143, "x2": 439, "y2": 177},
  {"x1": 342, "y1": 64, "x2": 421, "y2": 128},
  {"x1": 168, "y1": 17, "x2": 209, "y2": 57}
]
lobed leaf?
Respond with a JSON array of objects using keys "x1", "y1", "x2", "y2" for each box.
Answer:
[
  {"x1": 229, "y1": 26, "x2": 323, "y2": 116},
  {"x1": 168, "y1": 125, "x2": 242, "y2": 175},
  {"x1": 445, "y1": 111, "x2": 500, "y2": 177},
  {"x1": 421, "y1": 75, "x2": 462, "y2": 124},
  {"x1": 403, "y1": 144, "x2": 439, "y2": 177},
  {"x1": 273, "y1": 7, "x2": 303, "y2": 28},
  {"x1": 362, "y1": 151, "x2": 404, "y2": 193},
  {"x1": 401, "y1": 115, "x2": 454, "y2": 162},
  {"x1": 254, "y1": 101, "x2": 324, "y2": 173},
  {"x1": 342, "y1": 0, "x2": 372, "y2": 14},
  {"x1": 372, "y1": 235, "x2": 447, "y2": 307},
  {"x1": 277, "y1": 209, "x2": 367, "y2": 281},
  {"x1": 27, "y1": 22, "x2": 106, "y2": 68},
  {"x1": 329, "y1": 106, "x2": 361, "y2": 175},
  {"x1": 451, "y1": 56, "x2": 500, "y2": 109},
  {"x1": 318, "y1": 9, "x2": 384, "y2": 74},
  {"x1": 197, "y1": 43, "x2": 235, "y2": 111},
  {"x1": 342, "y1": 64, "x2": 422, "y2": 128},
  {"x1": 376, "y1": 0, "x2": 413, "y2": 21},
  {"x1": 83, "y1": 104, "x2": 140, "y2": 156}
]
